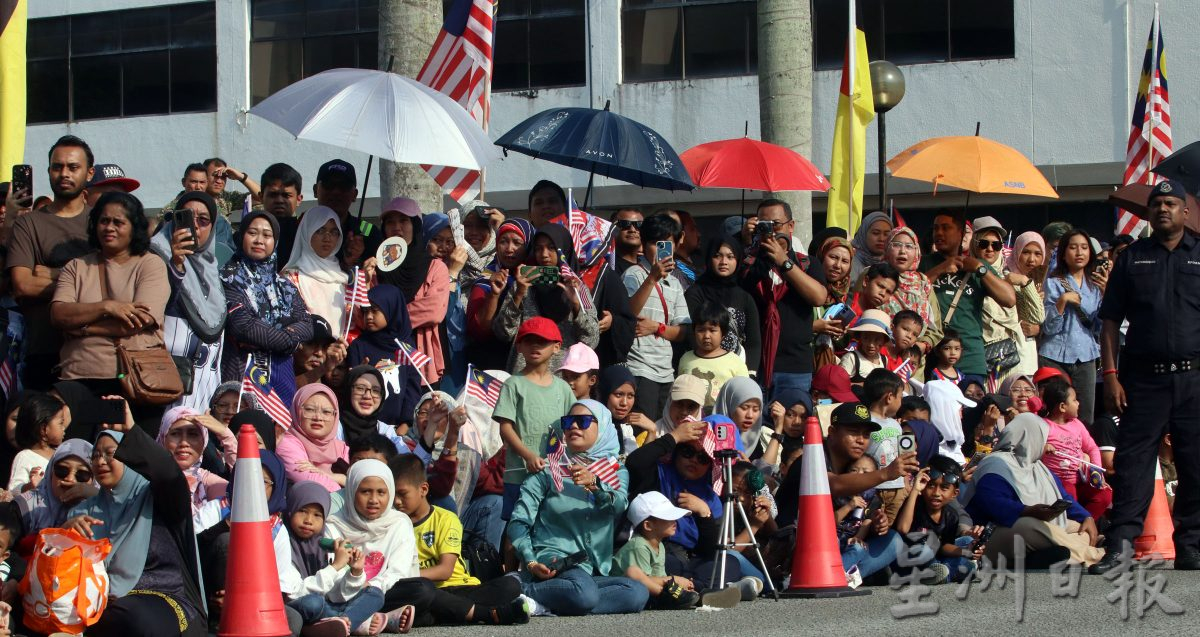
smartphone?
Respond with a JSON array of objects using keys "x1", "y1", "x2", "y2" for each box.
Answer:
[
  {"x1": 1049, "y1": 499, "x2": 1072, "y2": 514},
  {"x1": 520, "y1": 265, "x2": 560, "y2": 286},
  {"x1": 98, "y1": 398, "x2": 127, "y2": 426},
  {"x1": 11, "y1": 164, "x2": 32, "y2": 204},
  {"x1": 174, "y1": 208, "x2": 196, "y2": 245},
  {"x1": 897, "y1": 434, "x2": 917, "y2": 454},
  {"x1": 863, "y1": 494, "x2": 883, "y2": 519},
  {"x1": 547, "y1": 550, "x2": 588, "y2": 575},
  {"x1": 972, "y1": 522, "x2": 997, "y2": 551},
  {"x1": 655, "y1": 240, "x2": 673, "y2": 262},
  {"x1": 966, "y1": 451, "x2": 986, "y2": 468}
]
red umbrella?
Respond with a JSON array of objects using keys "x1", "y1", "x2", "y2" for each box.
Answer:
[{"x1": 681, "y1": 137, "x2": 830, "y2": 192}]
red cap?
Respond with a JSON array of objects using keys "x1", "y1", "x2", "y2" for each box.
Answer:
[
  {"x1": 1033, "y1": 366, "x2": 1070, "y2": 386},
  {"x1": 812, "y1": 365, "x2": 858, "y2": 403},
  {"x1": 516, "y1": 316, "x2": 562, "y2": 343}
]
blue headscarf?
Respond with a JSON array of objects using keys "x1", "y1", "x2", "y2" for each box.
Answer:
[
  {"x1": 423, "y1": 213, "x2": 450, "y2": 242},
  {"x1": 226, "y1": 449, "x2": 287, "y2": 515},
  {"x1": 550, "y1": 399, "x2": 619, "y2": 461},
  {"x1": 19, "y1": 438, "x2": 92, "y2": 534},
  {"x1": 68, "y1": 431, "x2": 154, "y2": 597}
]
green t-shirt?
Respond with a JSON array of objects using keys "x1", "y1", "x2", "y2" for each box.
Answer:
[
  {"x1": 920, "y1": 254, "x2": 997, "y2": 375},
  {"x1": 613, "y1": 534, "x2": 666, "y2": 578},
  {"x1": 493, "y1": 375, "x2": 576, "y2": 484}
]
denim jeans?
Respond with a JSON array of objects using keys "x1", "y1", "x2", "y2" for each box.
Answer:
[
  {"x1": 501, "y1": 483, "x2": 522, "y2": 521},
  {"x1": 519, "y1": 567, "x2": 648, "y2": 616},
  {"x1": 770, "y1": 372, "x2": 813, "y2": 412},
  {"x1": 461, "y1": 493, "x2": 505, "y2": 551},
  {"x1": 730, "y1": 551, "x2": 773, "y2": 591},
  {"x1": 289, "y1": 586, "x2": 384, "y2": 628},
  {"x1": 936, "y1": 536, "x2": 978, "y2": 583},
  {"x1": 430, "y1": 494, "x2": 458, "y2": 515},
  {"x1": 841, "y1": 530, "x2": 903, "y2": 579}
]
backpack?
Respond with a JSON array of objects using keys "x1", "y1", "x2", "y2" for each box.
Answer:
[
  {"x1": 459, "y1": 530, "x2": 502, "y2": 582},
  {"x1": 19, "y1": 528, "x2": 111, "y2": 635}
]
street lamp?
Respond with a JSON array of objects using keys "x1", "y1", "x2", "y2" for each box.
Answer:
[{"x1": 870, "y1": 60, "x2": 905, "y2": 210}]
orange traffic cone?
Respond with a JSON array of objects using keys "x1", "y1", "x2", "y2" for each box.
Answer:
[
  {"x1": 1133, "y1": 461, "x2": 1175, "y2": 561},
  {"x1": 218, "y1": 424, "x2": 290, "y2": 637},
  {"x1": 779, "y1": 417, "x2": 870, "y2": 598}
]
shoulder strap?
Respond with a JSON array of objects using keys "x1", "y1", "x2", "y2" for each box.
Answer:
[
  {"x1": 941, "y1": 274, "x2": 969, "y2": 327},
  {"x1": 639, "y1": 264, "x2": 670, "y2": 324}
]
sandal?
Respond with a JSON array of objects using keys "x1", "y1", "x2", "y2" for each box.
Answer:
[
  {"x1": 384, "y1": 604, "x2": 416, "y2": 634},
  {"x1": 351, "y1": 612, "x2": 386, "y2": 636},
  {"x1": 301, "y1": 617, "x2": 351, "y2": 637}
]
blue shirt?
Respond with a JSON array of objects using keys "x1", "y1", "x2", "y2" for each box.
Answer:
[
  {"x1": 964, "y1": 473, "x2": 1090, "y2": 528},
  {"x1": 1040, "y1": 275, "x2": 1101, "y2": 364}
]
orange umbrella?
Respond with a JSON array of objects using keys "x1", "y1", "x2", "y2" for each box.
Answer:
[{"x1": 886, "y1": 135, "x2": 1059, "y2": 199}]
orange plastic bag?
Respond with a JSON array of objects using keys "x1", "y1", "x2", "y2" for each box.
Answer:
[{"x1": 19, "y1": 528, "x2": 111, "y2": 634}]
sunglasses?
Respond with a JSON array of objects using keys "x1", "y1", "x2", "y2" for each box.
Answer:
[
  {"x1": 560, "y1": 414, "x2": 597, "y2": 431},
  {"x1": 676, "y1": 444, "x2": 712, "y2": 464},
  {"x1": 615, "y1": 219, "x2": 643, "y2": 230},
  {"x1": 54, "y1": 464, "x2": 93, "y2": 483},
  {"x1": 927, "y1": 469, "x2": 961, "y2": 486},
  {"x1": 975, "y1": 239, "x2": 1004, "y2": 251}
]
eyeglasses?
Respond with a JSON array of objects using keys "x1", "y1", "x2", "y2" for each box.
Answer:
[
  {"x1": 928, "y1": 469, "x2": 962, "y2": 486},
  {"x1": 976, "y1": 239, "x2": 1004, "y2": 251},
  {"x1": 53, "y1": 465, "x2": 93, "y2": 482},
  {"x1": 560, "y1": 414, "x2": 596, "y2": 431},
  {"x1": 195, "y1": 216, "x2": 212, "y2": 228},
  {"x1": 351, "y1": 384, "x2": 382, "y2": 398},
  {"x1": 90, "y1": 449, "x2": 117, "y2": 463},
  {"x1": 314, "y1": 227, "x2": 342, "y2": 240},
  {"x1": 889, "y1": 241, "x2": 917, "y2": 251},
  {"x1": 1009, "y1": 386, "x2": 1035, "y2": 396},
  {"x1": 301, "y1": 406, "x2": 337, "y2": 421},
  {"x1": 676, "y1": 444, "x2": 712, "y2": 464},
  {"x1": 616, "y1": 219, "x2": 643, "y2": 230}
]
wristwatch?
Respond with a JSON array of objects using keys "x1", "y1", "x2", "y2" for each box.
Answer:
[
  {"x1": 779, "y1": 259, "x2": 795, "y2": 273},
  {"x1": 976, "y1": 265, "x2": 988, "y2": 276}
]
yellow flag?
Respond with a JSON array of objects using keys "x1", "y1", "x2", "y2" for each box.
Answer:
[
  {"x1": 0, "y1": 0, "x2": 26, "y2": 178},
  {"x1": 826, "y1": 28, "x2": 875, "y2": 233}
]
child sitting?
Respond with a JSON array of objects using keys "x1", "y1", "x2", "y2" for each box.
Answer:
[
  {"x1": 557, "y1": 343, "x2": 600, "y2": 400},
  {"x1": 925, "y1": 330, "x2": 964, "y2": 383},
  {"x1": 390, "y1": 455, "x2": 528, "y2": 625},
  {"x1": 897, "y1": 396, "x2": 931, "y2": 423},
  {"x1": 1038, "y1": 378, "x2": 1110, "y2": 520},
  {"x1": 838, "y1": 309, "x2": 893, "y2": 384},
  {"x1": 854, "y1": 263, "x2": 900, "y2": 312},
  {"x1": 8, "y1": 393, "x2": 66, "y2": 493},
  {"x1": 761, "y1": 400, "x2": 807, "y2": 476},
  {"x1": 886, "y1": 310, "x2": 924, "y2": 374},
  {"x1": 676, "y1": 301, "x2": 749, "y2": 409},
  {"x1": 614, "y1": 491, "x2": 710, "y2": 610},
  {"x1": 863, "y1": 369, "x2": 909, "y2": 520},
  {"x1": 349, "y1": 433, "x2": 402, "y2": 465},
  {"x1": 895, "y1": 457, "x2": 982, "y2": 584},
  {"x1": 832, "y1": 455, "x2": 880, "y2": 549}
]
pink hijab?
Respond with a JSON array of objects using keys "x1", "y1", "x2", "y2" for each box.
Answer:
[
  {"x1": 156, "y1": 406, "x2": 214, "y2": 514},
  {"x1": 282, "y1": 383, "x2": 347, "y2": 469},
  {"x1": 1006, "y1": 231, "x2": 1046, "y2": 275}
]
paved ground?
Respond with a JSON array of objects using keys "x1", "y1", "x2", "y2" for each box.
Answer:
[{"x1": 396, "y1": 568, "x2": 1198, "y2": 637}]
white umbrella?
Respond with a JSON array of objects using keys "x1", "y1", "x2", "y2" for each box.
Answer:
[{"x1": 249, "y1": 68, "x2": 500, "y2": 171}]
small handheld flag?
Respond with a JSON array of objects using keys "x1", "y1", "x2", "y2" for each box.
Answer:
[
  {"x1": 395, "y1": 340, "x2": 436, "y2": 394},
  {"x1": 465, "y1": 365, "x2": 502, "y2": 409},
  {"x1": 240, "y1": 355, "x2": 292, "y2": 431},
  {"x1": 546, "y1": 431, "x2": 566, "y2": 492}
]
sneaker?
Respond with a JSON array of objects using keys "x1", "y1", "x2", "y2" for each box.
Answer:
[
  {"x1": 921, "y1": 563, "x2": 950, "y2": 585},
  {"x1": 699, "y1": 585, "x2": 741, "y2": 609},
  {"x1": 735, "y1": 575, "x2": 763, "y2": 601},
  {"x1": 521, "y1": 593, "x2": 555, "y2": 617},
  {"x1": 655, "y1": 579, "x2": 701, "y2": 610},
  {"x1": 488, "y1": 598, "x2": 532, "y2": 624}
]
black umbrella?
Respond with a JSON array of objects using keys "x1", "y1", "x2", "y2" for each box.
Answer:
[
  {"x1": 495, "y1": 100, "x2": 694, "y2": 208},
  {"x1": 1151, "y1": 140, "x2": 1200, "y2": 193}
]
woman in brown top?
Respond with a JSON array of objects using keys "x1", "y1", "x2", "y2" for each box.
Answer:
[{"x1": 50, "y1": 191, "x2": 169, "y2": 432}]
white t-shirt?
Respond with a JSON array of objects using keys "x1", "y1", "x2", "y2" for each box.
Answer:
[
  {"x1": 866, "y1": 416, "x2": 904, "y2": 490},
  {"x1": 8, "y1": 449, "x2": 49, "y2": 493}
]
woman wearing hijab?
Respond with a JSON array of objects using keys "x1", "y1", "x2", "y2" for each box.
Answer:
[
  {"x1": 685, "y1": 236, "x2": 761, "y2": 373},
  {"x1": 340, "y1": 365, "x2": 426, "y2": 461},
  {"x1": 345, "y1": 285, "x2": 422, "y2": 428},
  {"x1": 424, "y1": 213, "x2": 469, "y2": 392},
  {"x1": 494, "y1": 224, "x2": 599, "y2": 372},
  {"x1": 849, "y1": 211, "x2": 893, "y2": 284},
  {"x1": 150, "y1": 191, "x2": 227, "y2": 412},
  {"x1": 156, "y1": 406, "x2": 236, "y2": 517},
  {"x1": 961, "y1": 414, "x2": 1103, "y2": 567},
  {"x1": 277, "y1": 383, "x2": 349, "y2": 492},
  {"x1": 230, "y1": 408, "x2": 277, "y2": 452},
  {"x1": 653, "y1": 375, "x2": 705, "y2": 438},
  {"x1": 465, "y1": 219, "x2": 532, "y2": 371},
  {"x1": 1005, "y1": 231, "x2": 1047, "y2": 378},
  {"x1": 880, "y1": 226, "x2": 943, "y2": 355},
  {"x1": 219, "y1": 211, "x2": 313, "y2": 409},
  {"x1": 508, "y1": 400, "x2": 647, "y2": 615},
  {"x1": 714, "y1": 376, "x2": 767, "y2": 460},
  {"x1": 376, "y1": 197, "x2": 449, "y2": 384},
  {"x1": 923, "y1": 379, "x2": 975, "y2": 463},
  {"x1": 1000, "y1": 374, "x2": 1038, "y2": 414},
  {"x1": 597, "y1": 366, "x2": 654, "y2": 453},
  {"x1": 811, "y1": 237, "x2": 855, "y2": 368},
  {"x1": 282, "y1": 206, "x2": 352, "y2": 337},
  {"x1": 16, "y1": 438, "x2": 95, "y2": 537},
  {"x1": 65, "y1": 420, "x2": 206, "y2": 637}
]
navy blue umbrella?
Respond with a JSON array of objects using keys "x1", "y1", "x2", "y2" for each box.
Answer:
[{"x1": 495, "y1": 101, "x2": 695, "y2": 207}]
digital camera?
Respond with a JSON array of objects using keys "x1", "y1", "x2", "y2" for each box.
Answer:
[{"x1": 711, "y1": 420, "x2": 739, "y2": 453}]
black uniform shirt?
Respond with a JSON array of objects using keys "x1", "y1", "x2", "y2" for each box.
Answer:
[{"x1": 1099, "y1": 231, "x2": 1200, "y2": 361}]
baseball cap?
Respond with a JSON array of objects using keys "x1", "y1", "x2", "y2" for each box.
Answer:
[
  {"x1": 972, "y1": 215, "x2": 1007, "y2": 241},
  {"x1": 627, "y1": 491, "x2": 692, "y2": 527},
  {"x1": 316, "y1": 159, "x2": 356, "y2": 186},
  {"x1": 307, "y1": 315, "x2": 336, "y2": 345},
  {"x1": 87, "y1": 164, "x2": 140, "y2": 192},
  {"x1": 829, "y1": 402, "x2": 880, "y2": 431},
  {"x1": 1149, "y1": 179, "x2": 1187, "y2": 202},
  {"x1": 849, "y1": 309, "x2": 892, "y2": 336},
  {"x1": 1033, "y1": 366, "x2": 1070, "y2": 386},
  {"x1": 669, "y1": 375, "x2": 708, "y2": 405},
  {"x1": 516, "y1": 317, "x2": 562, "y2": 343},
  {"x1": 812, "y1": 365, "x2": 858, "y2": 403},
  {"x1": 382, "y1": 196, "x2": 422, "y2": 218},
  {"x1": 558, "y1": 343, "x2": 599, "y2": 374}
]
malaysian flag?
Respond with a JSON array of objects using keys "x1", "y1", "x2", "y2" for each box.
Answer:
[
  {"x1": 586, "y1": 457, "x2": 621, "y2": 489},
  {"x1": 465, "y1": 365, "x2": 502, "y2": 409},
  {"x1": 397, "y1": 341, "x2": 432, "y2": 370},
  {"x1": 557, "y1": 251, "x2": 595, "y2": 312},
  {"x1": 890, "y1": 358, "x2": 914, "y2": 384},
  {"x1": 546, "y1": 430, "x2": 567, "y2": 492},
  {"x1": 697, "y1": 421, "x2": 724, "y2": 493},
  {"x1": 241, "y1": 359, "x2": 292, "y2": 432},
  {"x1": 349, "y1": 267, "x2": 370, "y2": 307},
  {"x1": 1119, "y1": 6, "x2": 1170, "y2": 238},
  {"x1": 417, "y1": 0, "x2": 495, "y2": 203},
  {"x1": 0, "y1": 358, "x2": 14, "y2": 401}
]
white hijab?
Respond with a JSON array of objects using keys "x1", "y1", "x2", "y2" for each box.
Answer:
[
  {"x1": 326, "y1": 459, "x2": 409, "y2": 546},
  {"x1": 282, "y1": 206, "x2": 349, "y2": 334},
  {"x1": 924, "y1": 380, "x2": 971, "y2": 462}
]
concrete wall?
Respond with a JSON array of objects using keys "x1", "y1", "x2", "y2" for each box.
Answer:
[{"x1": 23, "y1": 0, "x2": 1200, "y2": 216}]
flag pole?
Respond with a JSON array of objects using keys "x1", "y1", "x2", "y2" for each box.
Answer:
[
  {"x1": 847, "y1": 0, "x2": 857, "y2": 239},
  {"x1": 237, "y1": 354, "x2": 252, "y2": 408},
  {"x1": 344, "y1": 267, "x2": 360, "y2": 340},
  {"x1": 1148, "y1": 4, "x2": 1160, "y2": 179}
]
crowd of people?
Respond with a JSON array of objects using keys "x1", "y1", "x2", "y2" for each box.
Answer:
[{"x1": 0, "y1": 133, "x2": 1190, "y2": 636}]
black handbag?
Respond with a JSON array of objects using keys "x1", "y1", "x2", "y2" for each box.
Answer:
[{"x1": 984, "y1": 337, "x2": 1021, "y2": 374}]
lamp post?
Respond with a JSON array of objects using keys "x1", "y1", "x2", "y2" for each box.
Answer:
[{"x1": 869, "y1": 60, "x2": 905, "y2": 211}]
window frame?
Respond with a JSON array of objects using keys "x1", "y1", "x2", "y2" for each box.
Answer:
[
  {"x1": 620, "y1": 0, "x2": 758, "y2": 84},
  {"x1": 491, "y1": 0, "x2": 588, "y2": 93}
]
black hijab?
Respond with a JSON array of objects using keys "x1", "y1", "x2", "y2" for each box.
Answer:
[
  {"x1": 377, "y1": 210, "x2": 431, "y2": 302},
  {"x1": 346, "y1": 284, "x2": 414, "y2": 365},
  {"x1": 695, "y1": 235, "x2": 743, "y2": 291},
  {"x1": 340, "y1": 365, "x2": 385, "y2": 442},
  {"x1": 529, "y1": 224, "x2": 575, "y2": 323},
  {"x1": 807, "y1": 227, "x2": 849, "y2": 261},
  {"x1": 230, "y1": 409, "x2": 277, "y2": 452}
]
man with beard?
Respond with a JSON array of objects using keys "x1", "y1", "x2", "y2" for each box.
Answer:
[
  {"x1": 610, "y1": 207, "x2": 644, "y2": 274},
  {"x1": 8, "y1": 135, "x2": 97, "y2": 389}
]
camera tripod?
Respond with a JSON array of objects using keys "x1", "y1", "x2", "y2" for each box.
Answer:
[{"x1": 709, "y1": 450, "x2": 779, "y2": 601}]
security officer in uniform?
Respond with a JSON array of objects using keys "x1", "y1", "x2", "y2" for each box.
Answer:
[{"x1": 1092, "y1": 179, "x2": 1200, "y2": 573}]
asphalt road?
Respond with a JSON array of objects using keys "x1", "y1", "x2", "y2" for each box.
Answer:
[{"x1": 398, "y1": 568, "x2": 1198, "y2": 637}]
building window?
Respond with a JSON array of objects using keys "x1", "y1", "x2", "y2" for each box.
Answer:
[
  {"x1": 813, "y1": 0, "x2": 1015, "y2": 70},
  {"x1": 26, "y1": 3, "x2": 217, "y2": 124},
  {"x1": 492, "y1": 0, "x2": 587, "y2": 92},
  {"x1": 622, "y1": 0, "x2": 757, "y2": 83},
  {"x1": 250, "y1": 0, "x2": 378, "y2": 105}
]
